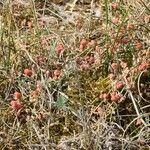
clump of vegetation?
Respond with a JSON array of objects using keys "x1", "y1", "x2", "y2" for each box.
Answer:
[{"x1": 0, "y1": 0, "x2": 150, "y2": 149}]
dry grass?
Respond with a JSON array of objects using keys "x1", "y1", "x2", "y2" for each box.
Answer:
[{"x1": 0, "y1": 0, "x2": 150, "y2": 149}]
